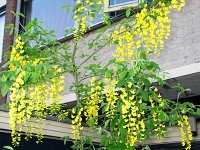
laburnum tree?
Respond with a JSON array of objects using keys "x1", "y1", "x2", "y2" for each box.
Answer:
[{"x1": 0, "y1": 0, "x2": 198, "y2": 149}]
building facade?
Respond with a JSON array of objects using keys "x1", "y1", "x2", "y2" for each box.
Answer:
[{"x1": 0, "y1": 0, "x2": 200, "y2": 149}]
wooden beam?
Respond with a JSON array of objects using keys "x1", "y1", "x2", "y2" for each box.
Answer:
[{"x1": 0, "y1": 111, "x2": 101, "y2": 143}]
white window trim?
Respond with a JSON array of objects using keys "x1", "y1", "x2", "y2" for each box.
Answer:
[
  {"x1": 104, "y1": 0, "x2": 139, "y2": 12},
  {"x1": 0, "y1": 0, "x2": 6, "y2": 8}
]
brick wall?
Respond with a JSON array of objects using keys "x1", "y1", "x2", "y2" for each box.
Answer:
[
  {"x1": 60, "y1": 0, "x2": 200, "y2": 95},
  {"x1": 0, "y1": 0, "x2": 17, "y2": 104},
  {"x1": 153, "y1": 0, "x2": 200, "y2": 70}
]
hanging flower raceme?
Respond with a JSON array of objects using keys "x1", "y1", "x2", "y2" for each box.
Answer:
[
  {"x1": 73, "y1": 0, "x2": 104, "y2": 40},
  {"x1": 118, "y1": 83, "x2": 150, "y2": 146},
  {"x1": 178, "y1": 116, "x2": 193, "y2": 150},
  {"x1": 112, "y1": 0, "x2": 186, "y2": 62},
  {"x1": 104, "y1": 78, "x2": 119, "y2": 118},
  {"x1": 83, "y1": 77, "x2": 103, "y2": 127},
  {"x1": 8, "y1": 36, "x2": 65, "y2": 146},
  {"x1": 71, "y1": 107, "x2": 83, "y2": 140}
]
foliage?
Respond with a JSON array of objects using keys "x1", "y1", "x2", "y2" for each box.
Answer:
[
  {"x1": 0, "y1": 0, "x2": 197, "y2": 150},
  {"x1": 2, "y1": 146, "x2": 14, "y2": 150}
]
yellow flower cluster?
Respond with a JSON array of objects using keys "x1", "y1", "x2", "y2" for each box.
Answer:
[
  {"x1": 73, "y1": 0, "x2": 103, "y2": 40},
  {"x1": 170, "y1": 0, "x2": 186, "y2": 11},
  {"x1": 134, "y1": 4, "x2": 171, "y2": 57},
  {"x1": 49, "y1": 72, "x2": 65, "y2": 114},
  {"x1": 9, "y1": 36, "x2": 65, "y2": 146},
  {"x1": 178, "y1": 116, "x2": 192, "y2": 150},
  {"x1": 112, "y1": 0, "x2": 185, "y2": 62},
  {"x1": 104, "y1": 78, "x2": 119, "y2": 117},
  {"x1": 9, "y1": 36, "x2": 25, "y2": 70},
  {"x1": 112, "y1": 28, "x2": 136, "y2": 62},
  {"x1": 71, "y1": 107, "x2": 83, "y2": 140},
  {"x1": 150, "y1": 88, "x2": 166, "y2": 137},
  {"x1": 74, "y1": 16, "x2": 87, "y2": 40},
  {"x1": 120, "y1": 83, "x2": 146, "y2": 146},
  {"x1": 9, "y1": 36, "x2": 32, "y2": 146},
  {"x1": 84, "y1": 77, "x2": 102, "y2": 127}
]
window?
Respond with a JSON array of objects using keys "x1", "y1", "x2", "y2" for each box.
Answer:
[
  {"x1": 104, "y1": 0, "x2": 139, "y2": 12},
  {"x1": 24, "y1": 0, "x2": 103, "y2": 39},
  {"x1": 0, "y1": 11, "x2": 5, "y2": 63},
  {"x1": 25, "y1": 0, "x2": 76, "y2": 39},
  {"x1": 109, "y1": 0, "x2": 133, "y2": 6}
]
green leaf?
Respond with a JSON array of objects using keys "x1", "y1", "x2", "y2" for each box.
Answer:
[
  {"x1": 140, "y1": 90, "x2": 148, "y2": 101},
  {"x1": 3, "y1": 146, "x2": 14, "y2": 150},
  {"x1": 140, "y1": 62, "x2": 147, "y2": 69},
  {"x1": 35, "y1": 64, "x2": 43, "y2": 71},
  {"x1": 63, "y1": 136, "x2": 69, "y2": 145},
  {"x1": 10, "y1": 73, "x2": 17, "y2": 81},
  {"x1": 129, "y1": 68, "x2": 135, "y2": 76},
  {"x1": 142, "y1": 145, "x2": 151, "y2": 150},
  {"x1": 101, "y1": 103, "x2": 107, "y2": 113},
  {"x1": 119, "y1": 71, "x2": 127, "y2": 80},
  {"x1": 114, "y1": 40, "x2": 119, "y2": 44},
  {"x1": 107, "y1": 143, "x2": 126, "y2": 149},
  {"x1": 146, "y1": 120, "x2": 154, "y2": 129},
  {"x1": 140, "y1": 52, "x2": 147, "y2": 60},
  {"x1": 61, "y1": 4, "x2": 71, "y2": 14},
  {"x1": 19, "y1": 13, "x2": 25, "y2": 18},
  {"x1": 2, "y1": 61, "x2": 12, "y2": 68},
  {"x1": 92, "y1": 56, "x2": 97, "y2": 61},
  {"x1": 31, "y1": 72, "x2": 39, "y2": 83},
  {"x1": 5, "y1": 24, "x2": 14, "y2": 35},
  {"x1": 139, "y1": 0, "x2": 145, "y2": 7},
  {"x1": 159, "y1": 111, "x2": 168, "y2": 121},
  {"x1": 110, "y1": 117, "x2": 117, "y2": 129},
  {"x1": 104, "y1": 119, "x2": 110, "y2": 128},
  {"x1": 143, "y1": 78, "x2": 150, "y2": 88},
  {"x1": 24, "y1": 72, "x2": 31, "y2": 82},
  {"x1": 1, "y1": 84, "x2": 9, "y2": 97},
  {"x1": 43, "y1": 65, "x2": 48, "y2": 74},
  {"x1": 1, "y1": 74, "x2": 8, "y2": 82},
  {"x1": 117, "y1": 78, "x2": 125, "y2": 88},
  {"x1": 126, "y1": 7, "x2": 131, "y2": 17},
  {"x1": 105, "y1": 70, "x2": 111, "y2": 78},
  {"x1": 101, "y1": 137, "x2": 109, "y2": 146},
  {"x1": 149, "y1": 14, "x2": 156, "y2": 20},
  {"x1": 97, "y1": 127, "x2": 103, "y2": 135}
]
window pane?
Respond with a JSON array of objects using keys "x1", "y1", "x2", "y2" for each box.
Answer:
[
  {"x1": 27, "y1": 0, "x2": 76, "y2": 39},
  {"x1": 109, "y1": 0, "x2": 133, "y2": 6},
  {"x1": 27, "y1": 0, "x2": 103, "y2": 39},
  {"x1": 0, "y1": 14, "x2": 5, "y2": 63}
]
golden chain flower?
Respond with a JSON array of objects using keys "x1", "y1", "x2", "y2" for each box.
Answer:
[
  {"x1": 178, "y1": 115, "x2": 192, "y2": 150},
  {"x1": 9, "y1": 36, "x2": 65, "y2": 146}
]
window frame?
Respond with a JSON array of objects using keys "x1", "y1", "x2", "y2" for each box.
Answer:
[
  {"x1": 0, "y1": 5, "x2": 6, "y2": 64},
  {"x1": 104, "y1": 0, "x2": 139, "y2": 12}
]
